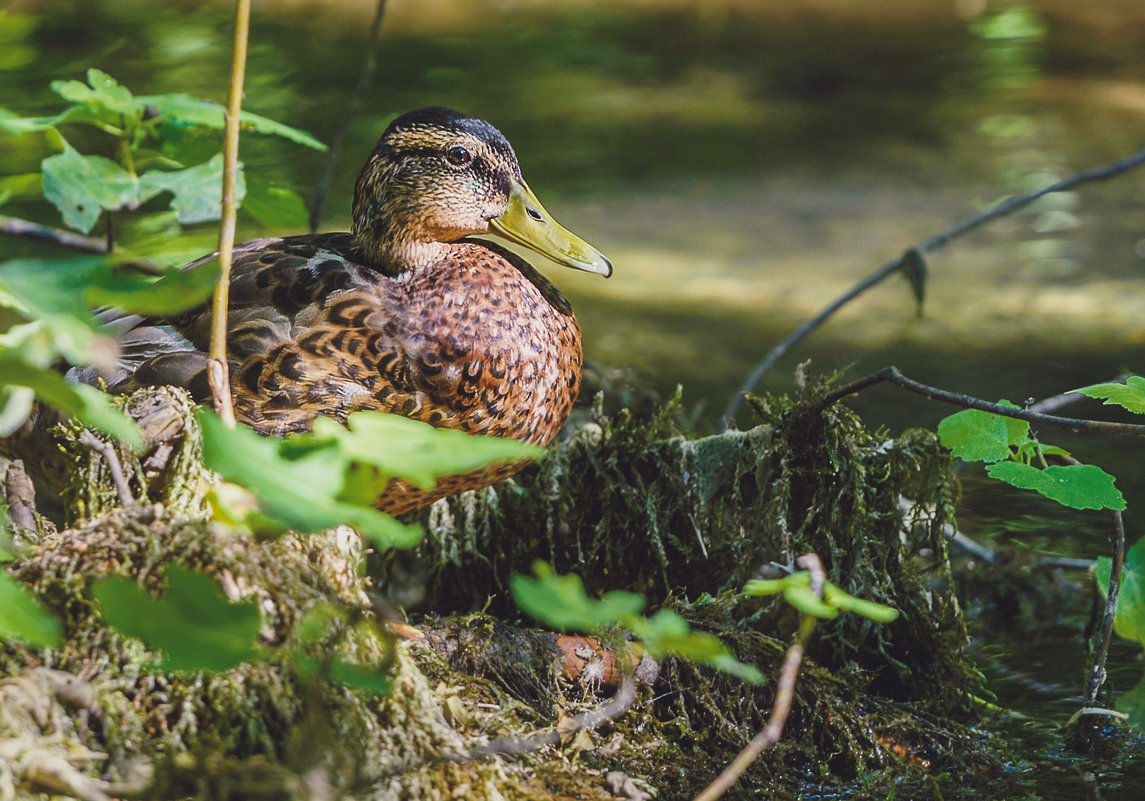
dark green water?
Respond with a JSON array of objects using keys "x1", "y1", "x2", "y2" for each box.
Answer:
[{"x1": 3, "y1": 0, "x2": 1145, "y2": 796}]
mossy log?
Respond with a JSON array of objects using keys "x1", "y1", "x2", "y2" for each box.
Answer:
[{"x1": 1, "y1": 381, "x2": 1001, "y2": 800}]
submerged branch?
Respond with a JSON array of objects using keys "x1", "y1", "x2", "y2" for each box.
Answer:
[{"x1": 721, "y1": 147, "x2": 1145, "y2": 429}]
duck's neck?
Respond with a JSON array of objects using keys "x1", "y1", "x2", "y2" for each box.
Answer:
[{"x1": 353, "y1": 232, "x2": 455, "y2": 275}]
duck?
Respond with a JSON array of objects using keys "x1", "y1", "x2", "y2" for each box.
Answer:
[{"x1": 97, "y1": 106, "x2": 611, "y2": 515}]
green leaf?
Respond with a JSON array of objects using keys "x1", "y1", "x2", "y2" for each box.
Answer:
[
  {"x1": 0, "y1": 256, "x2": 217, "y2": 325},
  {"x1": 0, "y1": 315, "x2": 103, "y2": 378},
  {"x1": 1097, "y1": 537, "x2": 1145, "y2": 729},
  {"x1": 330, "y1": 659, "x2": 393, "y2": 695},
  {"x1": 0, "y1": 573, "x2": 62, "y2": 648},
  {"x1": 510, "y1": 562, "x2": 645, "y2": 632},
  {"x1": 937, "y1": 408, "x2": 1012, "y2": 463},
  {"x1": 312, "y1": 413, "x2": 541, "y2": 492},
  {"x1": 198, "y1": 409, "x2": 423, "y2": 549},
  {"x1": 92, "y1": 566, "x2": 263, "y2": 673},
  {"x1": 138, "y1": 93, "x2": 328, "y2": 151},
  {"x1": 1096, "y1": 537, "x2": 1145, "y2": 646},
  {"x1": 0, "y1": 384, "x2": 35, "y2": 437},
  {"x1": 242, "y1": 177, "x2": 310, "y2": 229},
  {"x1": 83, "y1": 68, "x2": 138, "y2": 117},
  {"x1": 139, "y1": 153, "x2": 245, "y2": 225},
  {"x1": 986, "y1": 461, "x2": 1126, "y2": 511},
  {"x1": 1073, "y1": 376, "x2": 1145, "y2": 415},
  {"x1": 87, "y1": 260, "x2": 221, "y2": 317},
  {"x1": 0, "y1": 352, "x2": 141, "y2": 446},
  {"x1": 42, "y1": 140, "x2": 140, "y2": 233},
  {"x1": 1115, "y1": 676, "x2": 1145, "y2": 732},
  {"x1": 995, "y1": 400, "x2": 1030, "y2": 447},
  {"x1": 746, "y1": 573, "x2": 899, "y2": 622},
  {"x1": 742, "y1": 577, "x2": 792, "y2": 597},
  {"x1": 0, "y1": 105, "x2": 82, "y2": 134},
  {"x1": 822, "y1": 581, "x2": 899, "y2": 623},
  {"x1": 783, "y1": 584, "x2": 838, "y2": 619},
  {"x1": 0, "y1": 173, "x2": 43, "y2": 205},
  {"x1": 629, "y1": 609, "x2": 764, "y2": 684}
]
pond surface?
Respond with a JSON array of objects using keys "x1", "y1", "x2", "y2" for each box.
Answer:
[{"x1": 3, "y1": 0, "x2": 1145, "y2": 796}]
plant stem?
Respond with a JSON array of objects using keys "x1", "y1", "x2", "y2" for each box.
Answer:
[
  {"x1": 1086, "y1": 509, "x2": 1126, "y2": 707},
  {"x1": 691, "y1": 554, "x2": 824, "y2": 801},
  {"x1": 209, "y1": 0, "x2": 251, "y2": 428}
]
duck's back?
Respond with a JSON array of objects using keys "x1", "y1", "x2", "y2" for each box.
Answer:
[{"x1": 127, "y1": 234, "x2": 582, "y2": 441}]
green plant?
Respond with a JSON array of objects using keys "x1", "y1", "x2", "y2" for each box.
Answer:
[
  {"x1": 512, "y1": 561, "x2": 765, "y2": 684},
  {"x1": 200, "y1": 408, "x2": 539, "y2": 550},
  {"x1": 939, "y1": 376, "x2": 1145, "y2": 725},
  {"x1": 0, "y1": 68, "x2": 322, "y2": 237},
  {"x1": 743, "y1": 571, "x2": 899, "y2": 623},
  {"x1": 1, "y1": 68, "x2": 325, "y2": 442},
  {"x1": 937, "y1": 400, "x2": 1124, "y2": 511}
]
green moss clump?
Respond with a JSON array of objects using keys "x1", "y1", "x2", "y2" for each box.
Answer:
[{"x1": 392, "y1": 381, "x2": 972, "y2": 711}]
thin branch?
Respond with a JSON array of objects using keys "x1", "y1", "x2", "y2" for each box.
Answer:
[
  {"x1": 374, "y1": 670, "x2": 638, "y2": 781},
  {"x1": 721, "y1": 146, "x2": 1145, "y2": 430},
  {"x1": 208, "y1": 0, "x2": 252, "y2": 428},
  {"x1": 77, "y1": 430, "x2": 133, "y2": 507},
  {"x1": 0, "y1": 214, "x2": 165, "y2": 274},
  {"x1": 691, "y1": 554, "x2": 823, "y2": 801},
  {"x1": 819, "y1": 366, "x2": 1145, "y2": 438},
  {"x1": 467, "y1": 672, "x2": 638, "y2": 759},
  {"x1": 309, "y1": 0, "x2": 388, "y2": 233},
  {"x1": 1086, "y1": 508, "x2": 1125, "y2": 708},
  {"x1": 1, "y1": 214, "x2": 112, "y2": 253}
]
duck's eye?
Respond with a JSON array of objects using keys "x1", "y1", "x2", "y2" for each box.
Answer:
[{"x1": 445, "y1": 145, "x2": 472, "y2": 167}]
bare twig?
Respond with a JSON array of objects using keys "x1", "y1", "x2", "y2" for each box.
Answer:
[
  {"x1": 691, "y1": 554, "x2": 824, "y2": 801},
  {"x1": 1, "y1": 214, "x2": 113, "y2": 253},
  {"x1": 77, "y1": 430, "x2": 133, "y2": 507},
  {"x1": 0, "y1": 214, "x2": 165, "y2": 274},
  {"x1": 309, "y1": 0, "x2": 388, "y2": 233},
  {"x1": 208, "y1": 0, "x2": 252, "y2": 428},
  {"x1": 721, "y1": 147, "x2": 1145, "y2": 429},
  {"x1": 1086, "y1": 508, "x2": 1125, "y2": 708},
  {"x1": 468, "y1": 672, "x2": 638, "y2": 759},
  {"x1": 374, "y1": 668, "x2": 639, "y2": 782},
  {"x1": 819, "y1": 366, "x2": 1145, "y2": 438}
]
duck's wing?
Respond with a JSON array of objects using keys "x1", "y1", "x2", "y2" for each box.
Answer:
[{"x1": 167, "y1": 233, "x2": 362, "y2": 354}]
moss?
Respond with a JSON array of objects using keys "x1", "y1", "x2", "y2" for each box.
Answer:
[
  {"x1": 1, "y1": 380, "x2": 1006, "y2": 800},
  {"x1": 390, "y1": 379, "x2": 973, "y2": 711}
]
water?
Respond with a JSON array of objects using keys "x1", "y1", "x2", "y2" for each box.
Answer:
[{"x1": 3, "y1": 0, "x2": 1145, "y2": 794}]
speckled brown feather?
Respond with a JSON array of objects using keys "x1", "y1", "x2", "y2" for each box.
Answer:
[{"x1": 107, "y1": 108, "x2": 592, "y2": 515}]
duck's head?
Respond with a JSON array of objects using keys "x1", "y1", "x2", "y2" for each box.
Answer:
[{"x1": 352, "y1": 106, "x2": 611, "y2": 277}]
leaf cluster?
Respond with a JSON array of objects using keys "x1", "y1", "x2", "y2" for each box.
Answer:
[
  {"x1": 201, "y1": 409, "x2": 540, "y2": 550},
  {"x1": 512, "y1": 562, "x2": 765, "y2": 685},
  {"x1": 1, "y1": 68, "x2": 322, "y2": 234},
  {"x1": 937, "y1": 399, "x2": 1124, "y2": 511},
  {"x1": 1, "y1": 69, "x2": 325, "y2": 445},
  {"x1": 743, "y1": 571, "x2": 899, "y2": 623}
]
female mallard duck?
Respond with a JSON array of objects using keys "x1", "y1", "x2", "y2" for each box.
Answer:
[{"x1": 108, "y1": 107, "x2": 611, "y2": 514}]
